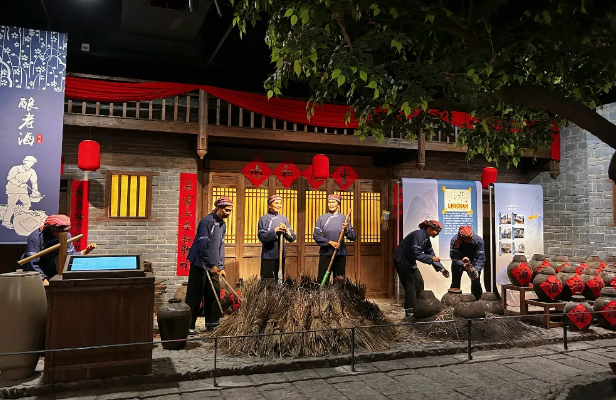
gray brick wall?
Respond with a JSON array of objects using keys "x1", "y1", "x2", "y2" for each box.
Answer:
[
  {"x1": 530, "y1": 103, "x2": 616, "y2": 257},
  {"x1": 62, "y1": 126, "x2": 198, "y2": 308}
]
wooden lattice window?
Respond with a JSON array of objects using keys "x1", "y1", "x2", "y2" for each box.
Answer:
[
  {"x1": 104, "y1": 171, "x2": 154, "y2": 220},
  {"x1": 244, "y1": 188, "x2": 268, "y2": 244},
  {"x1": 212, "y1": 187, "x2": 237, "y2": 244},
  {"x1": 276, "y1": 189, "x2": 298, "y2": 234},
  {"x1": 305, "y1": 190, "x2": 327, "y2": 242},
  {"x1": 334, "y1": 191, "x2": 354, "y2": 225},
  {"x1": 361, "y1": 192, "x2": 381, "y2": 243}
]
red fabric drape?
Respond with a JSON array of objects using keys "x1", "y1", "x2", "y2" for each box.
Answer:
[{"x1": 64, "y1": 76, "x2": 560, "y2": 159}]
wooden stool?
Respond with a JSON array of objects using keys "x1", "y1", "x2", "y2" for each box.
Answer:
[
  {"x1": 525, "y1": 299, "x2": 566, "y2": 328},
  {"x1": 501, "y1": 284, "x2": 535, "y2": 316}
]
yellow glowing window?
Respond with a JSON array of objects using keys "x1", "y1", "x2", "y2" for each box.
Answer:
[
  {"x1": 305, "y1": 190, "x2": 327, "y2": 242},
  {"x1": 107, "y1": 173, "x2": 150, "y2": 218},
  {"x1": 212, "y1": 187, "x2": 237, "y2": 244},
  {"x1": 243, "y1": 188, "x2": 268, "y2": 244},
  {"x1": 361, "y1": 192, "x2": 381, "y2": 243},
  {"x1": 334, "y1": 191, "x2": 354, "y2": 226},
  {"x1": 276, "y1": 189, "x2": 298, "y2": 235}
]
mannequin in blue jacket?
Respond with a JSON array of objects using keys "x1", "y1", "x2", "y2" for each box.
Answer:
[
  {"x1": 450, "y1": 225, "x2": 485, "y2": 300},
  {"x1": 393, "y1": 220, "x2": 450, "y2": 317},
  {"x1": 258, "y1": 194, "x2": 296, "y2": 282}
]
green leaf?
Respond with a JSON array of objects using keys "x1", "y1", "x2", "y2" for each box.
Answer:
[
  {"x1": 332, "y1": 69, "x2": 341, "y2": 79},
  {"x1": 467, "y1": 69, "x2": 475, "y2": 77},
  {"x1": 294, "y1": 60, "x2": 301, "y2": 76},
  {"x1": 542, "y1": 10, "x2": 551, "y2": 24},
  {"x1": 291, "y1": 15, "x2": 298, "y2": 26},
  {"x1": 267, "y1": 90, "x2": 274, "y2": 99},
  {"x1": 472, "y1": 74, "x2": 480, "y2": 84},
  {"x1": 425, "y1": 14, "x2": 435, "y2": 23},
  {"x1": 370, "y1": 3, "x2": 378, "y2": 9},
  {"x1": 373, "y1": 8, "x2": 380, "y2": 16},
  {"x1": 373, "y1": 89, "x2": 379, "y2": 99},
  {"x1": 360, "y1": 71, "x2": 368, "y2": 81},
  {"x1": 481, "y1": 120, "x2": 490, "y2": 134},
  {"x1": 273, "y1": 87, "x2": 281, "y2": 95},
  {"x1": 420, "y1": 100, "x2": 428, "y2": 111},
  {"x1": 284, "y1": 8, "x2": 294, "y2": 17},
  {"x1": 391, "y1": 38, "x2": 402, "y2": 51},
  {"x1": 390, "y1": 7, "x2": 399, "y2": 19},
  {"x1": 485, "y1": 65, "x2": 493, "y2": 77},
  {"x1": 337, "y1": 74, "x2": 346, "y2": 87},
  {"x1": 350, "y1": 66, "x2": 357, "y2": 73},
  {"x1": 324, "y1": 24, "x2": 330, "y2": 34},
  {"x1": 518, "y1": 76, "x2": 523, "y2": 84},
  {"x1": 310, "y1": 53, "x2": 317, "y2": 63},
  {"x1": 368, "y1": 80, "x2": 377, "y2": 89}
]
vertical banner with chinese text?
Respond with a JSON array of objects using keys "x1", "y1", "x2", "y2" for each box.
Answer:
[
  {"x1": 69, "y1": 180, "x2": 89, "y2": 252},
  {"x1": 0, "y1": 27, "x2": 67, "y2": 243},
  {"x1": 177, "y1": 173, "x2": 197, "y2": 276}
]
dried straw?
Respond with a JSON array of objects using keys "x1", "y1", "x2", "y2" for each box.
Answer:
[{"x1": 212, "y1": 276, "x2": 397, "y2": 358}]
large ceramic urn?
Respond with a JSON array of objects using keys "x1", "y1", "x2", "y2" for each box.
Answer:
[
  {"x1": 157, "y1": 298, "x2": 191, "y2": 350},
  {"x1": 551, "y1": 256, "x2": 569, "y2": 273},
  {"x1": 414, "y1": 290, "x2": 443, "y2": 319},
  {"x1": 600, "y1": 264, "x2": 616, "y2": 290},
  {"x1": 570, "y1": 256, "x2": 588, "y2": 275},
  {"x1": 529, "y1": 254, "x2": 550, "y2": 281},
  {"x1": 593, "y1": 287, "x2": 616, "y2": 330},
  {"x1": 581, "y1": 268, "x2": 605, "y2": 301},
  {"x1": 441, "y1": 288, "x2": 464, "y2": 308},
  {"x1": 564, "y1": 295, "x2": 593, "y2": 331},
  {"x1": 507, "y1": 255, "x2": 532, "y2": 287},
  {"x1": 477, "y1": 292, "x2": 504, "y2": 315},
  {"x1": 454, "y1": 294, "x2": 485, "y2": 319},
  {"x1": 533, "y1": 267, "x2": 563, "y2": 302},
  {"x1": 0, "y1": 270, "x2": 47, "y2": 380},
  {"x1": 557, "y1": 265, "x2": 585, "y2": 301}
]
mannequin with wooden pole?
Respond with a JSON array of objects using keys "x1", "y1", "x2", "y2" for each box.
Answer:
[{"x1": 320, "y1": 208, "x2": 352, "y2": 287}]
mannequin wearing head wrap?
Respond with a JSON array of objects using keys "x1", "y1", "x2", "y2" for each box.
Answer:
[
  {"x1": 393, "y1": 220, "x2": 450, "y2": 317},
  {"x1": 21, "y1": 214, "x2": 97, "y2": 283},
  {"x1": 186, "y1": 196, "x2": 233, "y2": 333},
  {"x1": 313, "y1": 194, "x2": 356, "y2": 283},
  {"x1": 257, "y1": 194, "x2": 296, "y2": 282},
  {"x1": 450, "y1": 225, "x2": 485, "y2": 300}
]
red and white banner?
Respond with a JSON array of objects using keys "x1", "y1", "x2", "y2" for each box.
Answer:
[
  {"x1": 69, "y1": 180, "x2": 89, "y2": 252},
  {"x1": 177, "y1": 173, "x2": 197, "y2": 276}
]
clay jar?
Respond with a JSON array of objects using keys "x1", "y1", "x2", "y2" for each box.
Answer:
[
  {"x1": 564, "y1": 295, "x2": 593, "y2": 331},
  {"x1": 593, "y1": 287, "x2": 616, "y2": 330},
  {"x1": 507, "y1": 255, "x2": 532, "y2": 287},
  {"x1": 414, "y1": 290, "x2": 443, "y2": 319},
  {"x1": 533, "y1": 267, "x2": 563, "y2": 302},
  {"x1": 581, "y1": 268, "x2": 605, "y2": 301},
  {"x1": 551, "y1": 256, "x2": 569, "y2": 273},
  {"x1": 441, "y1": 288, "x2": 464, "y2": 308},
  {"x1": 477, "y1": 292, "x2": 504, "y2": 315},
  {"x1": 557, "y1": 265, "x2": 585, "y2": 301},
  {"x1": 600, "y1": 264, "x2": 616, "y2": 290},
  {"x1": 570, "y1": 256, "x2": 588, "y2": 275},
  {"x1": 454, "y1": 294, "x2": 485, "y2": 319},
  {"x1": 529, "y1": 254, "x2": 550, "y2": 280},
  {"x1": 0, "y1": 270, "x2": 47, "y2": 380},
  {"x1": 157, "y1": 298, "x2": 192, "y2": 350}
]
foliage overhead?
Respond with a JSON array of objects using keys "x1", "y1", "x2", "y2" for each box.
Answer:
[{"x1": 230, "y1": 0, "x2": 616, "y2": 166}]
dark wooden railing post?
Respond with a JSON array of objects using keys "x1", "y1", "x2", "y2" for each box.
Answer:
[
  {"x1": 197, "y1": 89, "x2": 208, "y2": 159},
  {"x1": 417, "y1": 129, "x2": 426, "y2": 170}
]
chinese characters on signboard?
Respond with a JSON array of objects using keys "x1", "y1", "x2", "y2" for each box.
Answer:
[
  {"x1": 69, "y1": 181, "x2": 89, "y2": 252},
  {"x1": 0, "y1": 26, "x2": 67, "y2": 243},
  {"x1": 177, "y1": 173, "x2": 197, "y2": 276}
]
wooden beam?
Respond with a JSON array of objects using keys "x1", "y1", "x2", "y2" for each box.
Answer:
[
  {"x1": 206, "y1": 24, "x2": 234, "y2": 67},
  {"x1": 63, "y1": 114, "x2": 197, "y2": 134},
  {"x1": 197, "y1": 89, "x2": 208, "y2": 159}
]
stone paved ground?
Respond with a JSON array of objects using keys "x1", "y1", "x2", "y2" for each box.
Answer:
[{"x1": 15, "y1": 338, "x2": 616, "y2": 400}]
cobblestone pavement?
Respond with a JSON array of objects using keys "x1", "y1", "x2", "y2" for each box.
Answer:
[{"x1": 32, "y1": 338, "x2": 616, "y2": 400}]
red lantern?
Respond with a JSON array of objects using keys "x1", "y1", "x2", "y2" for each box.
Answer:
[
  {"x1": 78, "y1": 140, "x2": 101, "y2": 172},
  {"x1": 481, "y1": 167, "x2": 498, "y2": 189},
  {"x1": 312, "y1": 154, "x2": 329, "y2": 180}
]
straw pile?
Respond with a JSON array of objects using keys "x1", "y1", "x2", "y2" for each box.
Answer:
[{"x1": 212, "y1": 276, "x2": 397, "y2": 357}]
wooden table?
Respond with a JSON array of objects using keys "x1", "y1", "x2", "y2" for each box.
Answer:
[
  {"x1": 44, "y1": 273, "x2": 154, "y2": 383},
  {"x1": 525, "y1": 299, "x2": 566, "y2": 329},
  {"x1": 501, "y1": 284, "x2": 535, "y2": 316}
]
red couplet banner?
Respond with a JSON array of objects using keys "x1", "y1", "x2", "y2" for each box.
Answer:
[
  {"x1": 177, "y1": 173, "x2": 197, "y2": 276},
  {"x1": 69, "y1": 180, "x2": 89, "y2": 252}
]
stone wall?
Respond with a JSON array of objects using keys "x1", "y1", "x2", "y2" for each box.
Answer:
[
  {"x1": 62, "y1": 126, "x2": 198, "y2": 308},
  {"x1": 531, "y1": 103, "x2": 616, "y2": 258}
]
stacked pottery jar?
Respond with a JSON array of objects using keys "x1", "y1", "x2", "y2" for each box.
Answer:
[
  {"x1": 533, "y1": 267, "x2": 563, "y2": 302},
  {"x1": 551, "y1": 256, "x2": 569, "y2": 273},
  {"x1": 477, "y1": 292, "x2": 504, "y2": 315},
  {"x1": 564, "y1": 295, "x2": 594, "y2": 331},
  {"x1": 415, "y1": 290, "x2": 443, "y2": 319},
  {"x1": 507, "y1": 255, "x2": 532, "y2": 287},
  {"x1": 441, "y1": 288, "x2": 464, "y2": 308},
  {"x1": 581, "y1": 268, "x2": 605, "y2": 301},
  {"x1": 529, "y1": 254, "x2": 550, "y2": 281},
  {"x1": 593, "y1": 287, "x2": 616, "y2": 330},
  {"x1": 557, "y1": 265, "x2": 585, "y2": 301},
  {"x1": 587, "y1": 255, "x2": 603, "y2": 273},
  {"x1": 601, "y1": 263, "x2": 616, "y2": 291},
  {"x1": 570, "y1": 256, "x2": 589, "y2": 275},
  {"x1": 454, "y1": 294, "x2": 485, "y2": 319}
]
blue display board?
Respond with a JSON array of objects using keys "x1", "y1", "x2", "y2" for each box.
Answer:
[{"x1": 69, "y1": 256, "x2": 140, "y2": 272}]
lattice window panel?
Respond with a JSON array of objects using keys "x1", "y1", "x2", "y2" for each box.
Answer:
[
  {"x1": 244, "y1": 188, "x2": 268, "y2": 244},
  {"x1": 212, "y1": 187, "x2": 237, "y2": 244},
  {"x1": 276, "y1": 189, "x2": 298, "y2": 235},
  {"x1": 305, "y1": 190, "x2": 327, "y2": 242},
  {"x1": 334, "y1": 191, "x2": 354, "y2": 225},
  {"x1": 361, "y1": 192, "x2": 381, "y2": 243},
  {"x1": 109, "y1": 174, "x2": 149, "y2": 218}
]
